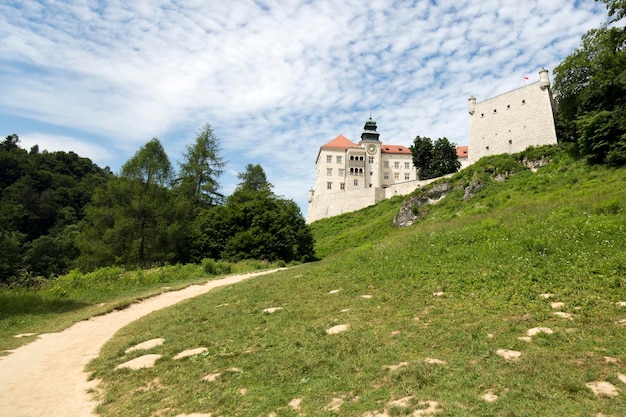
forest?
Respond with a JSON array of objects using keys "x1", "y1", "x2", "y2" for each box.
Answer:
[{"x1": 0, "y1": 125, "x2": 315, "y2": 284}]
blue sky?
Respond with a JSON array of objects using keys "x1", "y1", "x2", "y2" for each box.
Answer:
[{"x1": 0, "y1": 0, "x2": 607, "y2": 215}]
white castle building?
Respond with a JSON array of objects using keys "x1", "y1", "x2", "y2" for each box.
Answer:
[
  {"x1": 307, "y1": 68, "x2": 558, "y2": 223},
  {"x1": 468, "y1": 68, "x2": 558, "y2": 164}
]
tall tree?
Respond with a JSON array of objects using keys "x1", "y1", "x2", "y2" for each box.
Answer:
[
  {"x1": 77, "y1": 138, "x2": 182, "y2": 270},
  {"x1": 410, "y1": 136, "x2": 461, "y2": 179},
  {"x1": 176, "y1": 123, "x2": 225, "y2": 207},
  {"x1": 190, "y1": 164, "x2": 315, "y2": 263},
  {"x1": 553, "y1": 3, "x2": 626, "y2": 165}
]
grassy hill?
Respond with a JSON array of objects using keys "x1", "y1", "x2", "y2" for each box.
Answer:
[{"x1": 85, "y1": 148, "x2": 626, "y2": 416}]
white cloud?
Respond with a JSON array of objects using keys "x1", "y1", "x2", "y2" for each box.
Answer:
[
  {"x1": 0, "y1": 0, "x2": 609, "y2": 214},
  {"x1": 18, "y1": 133, "x2": 117, "y2": 168}
]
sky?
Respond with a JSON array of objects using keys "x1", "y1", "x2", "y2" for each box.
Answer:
[{"x1": 0, "y1": 0, "x2": 608, "y2": 216}]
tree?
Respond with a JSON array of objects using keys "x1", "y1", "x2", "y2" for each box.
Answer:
[
  {"x1": 190, "y1": 164, "x2": 315, "y2": 263},
  {"x1": 77, "y1": 138, "x2": 183, "y2": 270},
  {"x1": 176, "y1": 123, "x2": 225, "y2": 207},
  {"x1": 553, "y1": 4, "x2": 626, "y2": 165},
  {"x1": 237, "y1": 163, "x2": 273, "y2": 192},
  {"x1": 410, "y1": 136, "x2": 461, "y2": 180},
  {"x1": 598, "y1": 0, "x2": 626, "y2": 22}
]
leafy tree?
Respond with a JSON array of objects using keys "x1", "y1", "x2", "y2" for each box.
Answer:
[
  {"x1": 190, "y1": 164, "x2": 315, "y2": 263},
  {"x1": 236, "y1": 163, "x2": 273, "y2": 193},
  {"x1": 77, "y1": 138, "x2": 183, "y2": 270},
  {"x1": 553, "y1": 3, "x2": 626, "y2": 165},
  {"x1": 410, "y1": 136, "x2": 461, "y2": 179},
  {"x1": 0, "y1": 136, "x2": 110, "y2": 281},
  {"x1": 176, "y1": 123, "x2": 225, "y2": 207},
  {"x1": 121, "y1": 137, "x2": 173, "y2": 187}
]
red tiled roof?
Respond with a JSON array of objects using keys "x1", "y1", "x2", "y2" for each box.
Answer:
[
  {"x1": 456, "y1": 146, "x2": 468, "y2": 158},
  {"x1": 381, "y1": 145, "x2": 411, "y2": 154},
  {"x1": 321, "y1": 135, "x2": 358, "y2": 149}
]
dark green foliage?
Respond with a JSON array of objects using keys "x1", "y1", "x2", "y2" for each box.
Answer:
[
  {"x1": 190, "y1": 164, "x2": 315, "y2": 263},
  {"x1": 175, "y1": 123, "x2": 225, "y2": 207},
  {"x1": 409, "y1": 136, "x2": 461, "y2": 179},
  {"x1": 77, "y1": 139, "x2": 183, "y2": 270},
  {"x1": 553, "y1": 5, "x2": 626, "y2": 165},
  {"x1": 0, "y1": 135, "x2": 110, "y2": 283}
]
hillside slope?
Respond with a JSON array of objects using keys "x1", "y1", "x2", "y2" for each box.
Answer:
[{"x1": 90, "y1": 148, "x2": 626, "y2": 417}]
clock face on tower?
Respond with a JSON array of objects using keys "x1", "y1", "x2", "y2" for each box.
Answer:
[{"x1": 366, "y1": 144, "x2": 377, "y2": 154}]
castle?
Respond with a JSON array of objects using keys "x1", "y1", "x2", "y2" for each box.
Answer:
[{"x1": 306, "y1": 68, "x2": 558, "y2": 223}]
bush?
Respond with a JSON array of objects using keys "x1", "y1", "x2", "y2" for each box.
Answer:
[{"x1": 202, "y1": 258, "x2": 232, "y2": 275}]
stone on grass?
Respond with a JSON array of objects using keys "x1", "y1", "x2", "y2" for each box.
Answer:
[
  {"x1": 618, "y1": 373, "x2": 626, "y2": 384},
  {"x1": 116, "y1": 354, "x2": 162, "y2": 370},
  {"x1": 175, "y1": 414, "x2": 213, "y2": 417},
  {"x1": 326, "y1": 324, "x2": 349, "y2": 334},
  {"x1": 262, "y1": 307, "x2": 282, "y2": 313},
  {"x1": 551, "y1": 302, "x2": 565, "y2": 309},
  {"x1": 496, "y1": 349, "x2": 522, "y2": 361},
  {"x1": 586, "y1": 381, "x2": 619, "y2": 397},
  {"x1": 125, "y1": 338, "x2": 165, "y2": 353},
  {"x1": 289, "y1": 398, "x2": 302, "y2": 410},
  {"x1": 481, "y1": 389, "x2": 498, "y2": 403},
  {"x1": 553, "y1": 311, "x2": 573, "y2": 320},
  {"x1": 361, "y1": 294, "x2": 373, "y2": 299},
  {"x1": 604, "y1": 356, "x2": 620, "y2": 364},
  {"x1": 518, "y1": 336, "x2": 533, "y2": 342},
  {"x1": 13, "y1": 333, "x2": 36, "y2": 339},
  {"x1": 616, "y1": 301, "x2": 626, "y2": 307},
  {"x1": 328, "y1": 289, "x2": 341, "y2": 294},
  {"x1": 527, "y1": 327, "x2": 554, "y2": 337},
  {"x1": 202, "y1": 373, "x2": 221, "y2": 382},
  {"x1": 326, "y1": 397, "x2": 344, "y2": 412},
  {"x1": 424, "y1": 358, "x2": 446, "y2": 365},
  {"x1": 173, "y1": 347, "x2": 207, "y2": 360},
  {"x1": 383, "y1": 362, "x2": 409, "y2": 371},
  {"x1": 432, "y1": 292, "x2": 445, "y2": 297}
]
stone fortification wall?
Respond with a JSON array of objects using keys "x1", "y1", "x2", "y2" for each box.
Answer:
[
  {"x1": 468, "y1": 69, "x2": 557, "y2": 164},
  {"x1": 306, "y1": 187, "x2": 385, "y2": 223},
  {"x1": 306, "y1": 176, "x2": 451, "y2": 223}
]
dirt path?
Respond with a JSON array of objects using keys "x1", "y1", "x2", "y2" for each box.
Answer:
[{"x1": 0, "y1": 269, "x2": 283, "y2": 417}]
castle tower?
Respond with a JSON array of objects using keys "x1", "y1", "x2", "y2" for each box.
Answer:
[
  {"x1": 360, "y1": 116, "x2": 380, "y2": 142},
  {"x1": 467, "y1": 68, "x2": 557, "y2": 164},
  {"x1": 539, "y1": 67, "x2": 550, "y2": 90}
]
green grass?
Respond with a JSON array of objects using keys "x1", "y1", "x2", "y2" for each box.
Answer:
[
  {"x1": 0, "y1": 260, "x2": 283, "y2": 354},
  {"x1": 86, "y1": 149, "x2": 626, "y2": 416}
]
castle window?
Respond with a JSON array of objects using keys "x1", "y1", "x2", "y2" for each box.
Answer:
[
  {"x1": 368, "y1": 156, "x2": 374, "y2": 164},
  {"x1": 327, "y1": 168, "x2": 332, "y2": 176},
  {"x1": 522, "y1": 99, "x2": 526, "y2": 104},
  {"x1": 340, "y1": 182, "x2": 345, "y2": 190},
  {"x1": 394, "y1": 161, "x2": 400, "y2": 169},
  {"x1": 394, "y1": 172, "x2": 400, "y2": 179},
  {"x1": 405, "y1": 162, "x2": 410, "y2": 169},
  {"x1": 327, "y1": 182, "x2": 332, "y2": 190},
  {"x1": 384, "y1": 172, "x2": 389, "y2": 180},
  {"x1": 339, "y1": 168, "x2": 345, "y2": 176},
  {"x1": 360, "y1": 156, "x2": 364, "y2": 161},
  {"x1": 507, "y1": 104, "x2": 511, "y2": 109},
  {"x1": 481, "y1": 113, "x2": 484, "y2": 117},
  {"x1": 336, "y1": 156, "x2": 342, "y2": 164},
  {"x1": 326, "y1": 155, "x2": 332, "y2": 163},
  {"x1": 405, "y1": 173, "x2": 410, "y2": 180},
  {"x1": 354, "y1": 179, "x2": 358, "y2": 186},
  {"x1": 384, "y1": 161, "x2": 390, "y2": 168},
  {"x1": 359, "y1": 168, "x2": 363, "y2": 174}
]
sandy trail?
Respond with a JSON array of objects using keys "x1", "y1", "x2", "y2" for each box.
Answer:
[{"x1": 0, "y1": 269, "x2": 282, "y2": 417}]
